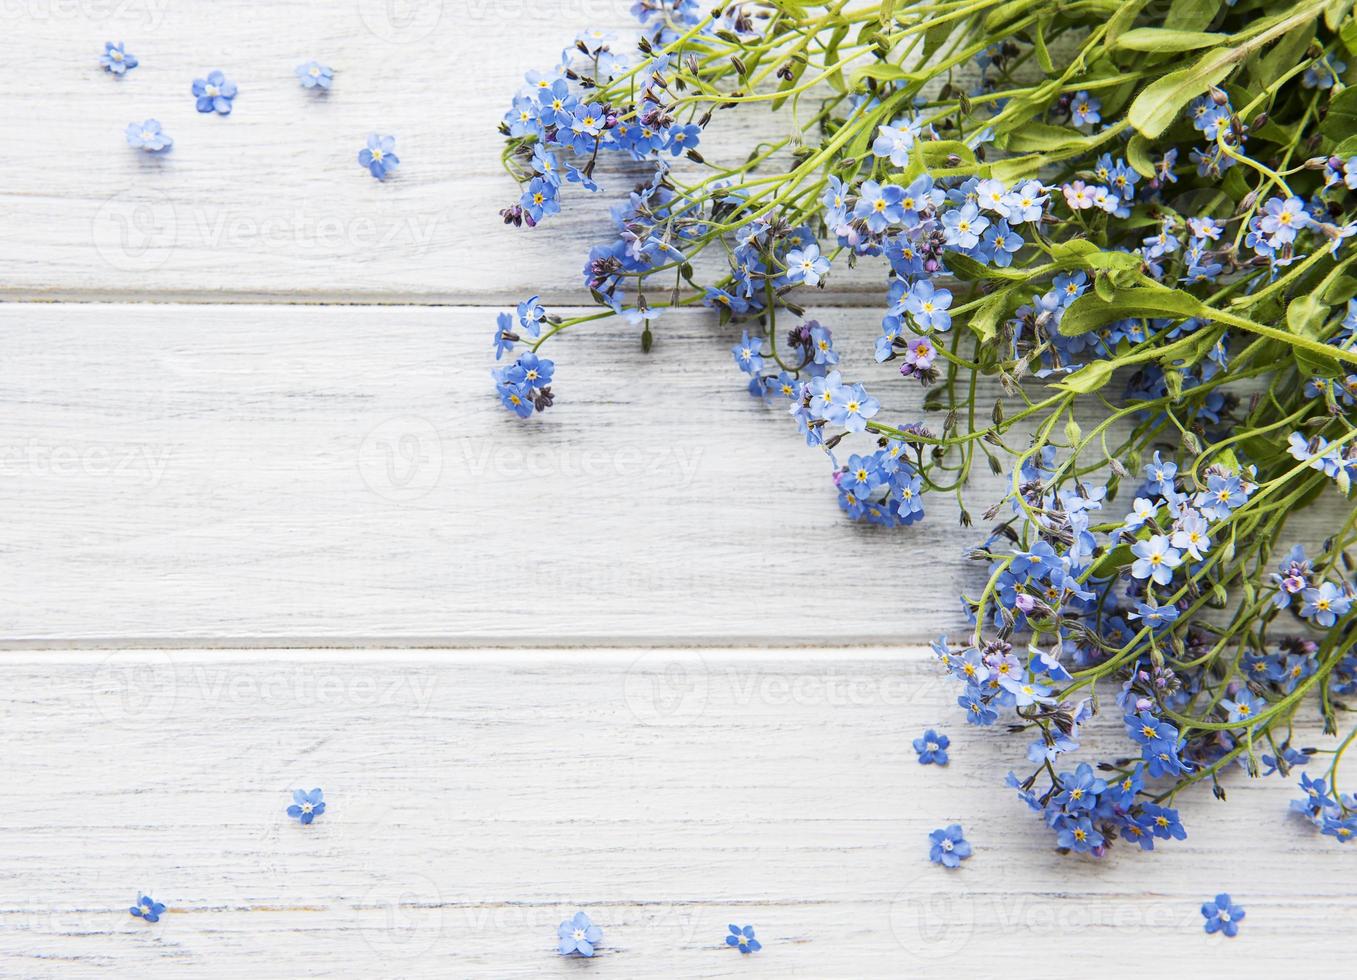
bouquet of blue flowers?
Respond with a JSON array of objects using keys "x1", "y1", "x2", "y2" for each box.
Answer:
[{"x1": 496, "y1": 0, "x2": 1357, "y2": 853}]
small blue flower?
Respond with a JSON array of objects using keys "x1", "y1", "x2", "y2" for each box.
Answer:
[
  {"x1": 296, "y1": 60, "x2": 334, "y2": 90},
  {"x1": 125, "y1": 119, "x2": 172, "y2": 154},
  {"x1": 287, "y1": 788, "x2": 325, "y2": 824},
  {"x1": 192, "y1": 70, "x2": 238, "y2": 114},
  {"x1": 1070, "y1": 91, "x2": 1101, "y2": 128},
  {"x1": 129, "y1": 895, "x2": 165, "y2": 922},
  {"x1": 725, "y1": 924, "x2": 761, "y2": 953},
  {"x1": 101, "y1": 41, "x2": 138, "y2": 75},
  {"x1": 493, "y1": 312, "x2": 516, "y2": 360},
  {"x1": 359, "y1": 133, "x2": 400, "y2": 180},
  {"x1": 1201, "y1": 893, "x2": 1244, "y2": 937},
  {"x1": 913, "y1": 729, "x2": 950, "y2": 765},
  {"x1": 558, "y1": 910, "x2": 603, "y2": 957},
  {"x1": 929, "y1": 824, "x2": 971, "y2": 867}
]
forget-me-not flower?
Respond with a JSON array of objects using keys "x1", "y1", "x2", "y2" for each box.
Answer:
[
  {"x1": 125, "y1": 119, "x2": 172, "y2": 154},
  {"x1": 101, "y1": 41, "x2": 138, "y2": 75},
  {"x1": 192, "y1": 70, "x2": 237, "y2": 114},
  {"x1": 296, "y1": 60, "x2": 334, "y2": 90},
  {"x1": 558, "y1": 911, "x2": 603, "y2": 956},
  {"x1": 359, "y1": 134, "x2": 400, "y2": 180},
  {"x1": 287, "y1": 788, "x2": 326, "y2": 824}
]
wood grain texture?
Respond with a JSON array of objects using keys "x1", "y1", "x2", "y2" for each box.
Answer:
[
  {"x1": 0, "y1": 301, "x2": 989, "y2": 643},
  {"x1": 2, "y1": 301, "x2": 1346, "y2": 643},
  {"x1": 0, "y1": 648, "x2": 1343, "y2": 979},
  {"x1": 1, "y1": 0, "x2": 898, "y2": 304}
]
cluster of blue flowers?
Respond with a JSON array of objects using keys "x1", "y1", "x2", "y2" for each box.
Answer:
[
  {"x1": 493, "y1": 299, "x2": 557, "y2": 417},
  {"x1": 927, "y1": 426, "x2": 1357, "y2": 854},
  {"x1": 495, "y1": 0, "x2": 1357, "y2": 864},
  {"x1": 101, "y1": 41, "x2": 395, "y2": 180},
  {"x1": 1292, "y1": 772, "x2": 1357, "y2": 842}
]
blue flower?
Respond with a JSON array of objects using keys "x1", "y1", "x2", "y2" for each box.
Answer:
[
  {"x1": 519, "y1": 177, "x2": 560, "y2": 223},
  {"x1": 958, "y1": 689, "x2": 997, "y2": 725},
  {"x1": 101, "y1": 41, "x2": 138, "y2": 75},
  {"x1": 928, "y1": 823, "x2": 972, "y2": 867},
  {"x1": 784, "y1": 244, "x2": 830, "y2": 286},
  {"x1": 1070, "y1": 91, "x2": 1101, "y2": 128},
  {"x1": 125, "y1": 119, "x2": 173, "y2": 154},
  {"x1": 129, "y1": 895, "x2": 165, "y2": 922},
  {"x1": 1300, "y1": 581, "x2": 1352, "y2": 627},
  {"x1": 1130, "y1": 534, "x2": 1182, "y2": 585},
  {"x1": 904, "y1": 281, "x2": 954, "y2": 332},
  {"x1": 913, "y1": 729, "x2": 949, "y2": 765},
  {"x1": 1201, "y1": 893, "x2": 1244, "y2": 937},
  {"x1": 287, "y1": 788, "x2": 326, "y2": 824},
  {"x1": 731, "y1": 329, "x2": 765, "y2": 375},
  {"x1": 558, "y1": 911, "x2": 603, "y2": 957},
  {"x1": 1053, "y1": 762, "x2": 1106, "y2": 812},
  {"x1": 725, "y1": 924, "x2": 761, "y2": 953},
  {"x1": 192, "y1": 70, "x2": 238, "y2": 115},
  {"x1": 1054, "y1": 814, "x2": 1104, "y2": 852},
  {"x1": 296, "y1": 61, "x2": 334, "y2": 90},
  {"x1": 359, "y1": 134, "x2": 400, "y2": 180},
  {"x1": 493, "y1": 312, "x2": 516, "y2": 360}
]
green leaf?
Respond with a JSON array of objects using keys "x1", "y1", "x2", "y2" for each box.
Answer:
[
  {"x1": 1287, "y1": 294, "x2": 1344, "y2": 377},
  {"x1": 1322, "y1": 88, "x2": 1357, "y2": 141},
  {"x1": 1090, "y1": 544, "x2": 1132, "y2": 579},
  {"x1": 969, "y1": 285, "x2": 1019, "y2": 343},
  {"x1": 1128, "y1": 48, "x2": 1238, "y2": 138},
  {"x1": 1056, "y1": 360, "x2": 1117, "y2": 394},
  {"x1": 1058, "y1": 285, "x2": 1203, "y2": 336},
  {"x1": 851, "y1": 62, "x2": 919, "y2": 87},
  {"x1": 943, "y1": 251, "x2": 1022, "y2": 282},
  {"x1": 1164, "y1": 0, "x2": 1222, "y2": 31},
  {"x1": 1126, "y1": 133, "x2": 1157, "y2": 179},
  {"x1": 1113, "y1": 27, "x2": 1228, "y2": 52}
]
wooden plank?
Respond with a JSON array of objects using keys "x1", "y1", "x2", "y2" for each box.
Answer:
[
  {"x1": 0, "y1": 648, "x2": 1342, "y2": 978},
  {"x1": 0, "y1": 2, "x2": 894, "y2": 304},
  {"x1": 0, "y1": 301, "x2": 1344, "y2": 643},
  {"x1": 0, "y1": 301, "x2": 980, "y2": 642}
]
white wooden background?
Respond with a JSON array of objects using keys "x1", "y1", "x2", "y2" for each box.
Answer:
[{"x1": 0, "y1": 3, "x2": 1349, "y2": 977}]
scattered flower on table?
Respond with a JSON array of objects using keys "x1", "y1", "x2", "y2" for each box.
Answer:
[
  {"x1": 557, "y1": 910, "x2": 602, "y2": 957},
  {"x1": 129, "y1": 895, "x2": 165, "y2": 922},
  {"x1": 101, "y1": 41, "x2": 138, "y2": 75},
  {"x1": 125, "y1": 119, "x2": 172, "y2": 154},
  {"x1": 192, "y1": 70, "x2": 237, "y2": 114},
  {"x1": 287, "y1": 788, "x2": 325, "y2": 824},
  {"x1": 358, "y1": 133, "x2": 399, "y2": 180},
  {"x1": 913, "y1": 729, "x2": 949, "y2": 766},
  {"x1": 725, "y1": 924, "x2": 761, "y2": 953},
  {"x1": 296, "y1": 60, "x2": 333, "y2": 90},
  {"x1": 1200, "y1": 893, "x2": 1244, "y2": 937},
  {"x1": 928, "y1": 824, "x2": 971, "y2": 868}
]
